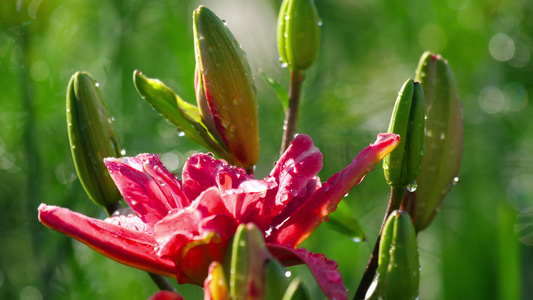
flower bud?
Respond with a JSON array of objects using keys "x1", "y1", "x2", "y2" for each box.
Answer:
[
  {"x1": 265, "y1": 255, "x2": 291, "y2": 300},
  {"x1": 383, "y1": 79, "x2": 425, "y2": 188},
  {"x1": 194, "y1": 6, "x2": 259, "y2": 172},
  {"x1": 148, "y1": 291, "x2": 184, "y2": 300},
  {"x1": 225, "y1": 223, "x2": 270, "y2": 299},
  {"x1": 378, "y1": 210, "x2": 419, "y2": 300},
  {"x1": 277, "y1": 0, "x2": 321, "y2": 71},
  {"x1": 402, "y1": 52, "x2": 463, "y2": 231},
  {"x1": 204, "y1": 262, "x2": 230, "y2": 300},
  {"x1": 66, "y1": 72, "x2": 122, "y2": 211}
]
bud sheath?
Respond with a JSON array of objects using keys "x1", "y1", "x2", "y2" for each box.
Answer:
[
  {"x1": 277, "y1": 0, "x2": 321, "y2": 71},
  {"x1": 383, "y1": 79, "x2": 425, "y2": 188},
  {"x1": 378, "y1": 210, "x2": 419, "y2": 300},
  {"x1": 67, "y1": 72, "x2": 122, "y2": 211},
  {"x1": 194, "y1": 6, "x2": 259, "y2": 171}
]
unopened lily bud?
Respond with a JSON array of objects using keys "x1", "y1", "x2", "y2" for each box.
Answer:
[
  {"x1": 383, "y1": 79, "x2": 425, "y2": 188},
  {"x1": 277, "y1": 0, "x2": 321, "y2": 71},
  {"x1": 148, "y1": 291, "x2": 184, "y2": 300},
  {"x1": 194, "y1": 6, "x2": 259, "y2": 172},
  {"x1": 226, "y1": 223, "x2": 269, "y2": 299},
  {"x1": 204, "y1": 261, "x2": 229, "y2": 300},
  {"x1": 265, "y1": 254, "x2": 291, "y2": 300},
  {"x1": 378, "y1": 210, "x2": 419, "y2": 300},
  {"x1": 66, "y1": 72, "x2": 122, "y2": 211},
  {"x1": 402, "y1": 52, "x2": 463, "y2": 231}
]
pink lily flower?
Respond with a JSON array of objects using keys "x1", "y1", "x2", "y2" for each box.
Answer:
[{"x1": 38, "y1": 133, "x2": 399, "y2": 299}]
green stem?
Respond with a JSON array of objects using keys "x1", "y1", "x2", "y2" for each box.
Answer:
[
  {"x1": 353, "y1": 185, "x2": 405, "y2": 300},
  {"x1": 280, "y1": 69, "x2": 305, "y2": 154}
]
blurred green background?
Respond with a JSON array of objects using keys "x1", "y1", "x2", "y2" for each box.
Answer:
[{"x1": 1, "y1": 0, "x2": 532, "y2": 299}]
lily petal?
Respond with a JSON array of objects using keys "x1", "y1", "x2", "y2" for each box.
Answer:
[
  {"x1": 38, "y1": 204, "x2": 176, "y2": 278},
  {"x1": 269, "y1": 134, "x2": 323, "y2": 212},
  {"x1": 270, "y1": 133, "x2": 400, "y2": 247},
  {"x1": 268, "y1": 244, "x2": 348, "y2": 300},
  {"x1": 105, "y1": 154, "x2": 189, "y2": 226},
  {"x1": 182, "y1": 153, "x2": 249, "y2": 201}
]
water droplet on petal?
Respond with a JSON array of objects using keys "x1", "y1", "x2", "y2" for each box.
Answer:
[{"x1": 325, "y1": 270, "x2": 341, "y2": 282}]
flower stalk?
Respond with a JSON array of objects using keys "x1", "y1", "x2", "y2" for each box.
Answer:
[{"x1": 277, "y1": 0, "x2": 321, "y2": 154}]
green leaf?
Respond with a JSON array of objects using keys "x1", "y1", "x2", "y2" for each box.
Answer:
[
  {"x1": 260, "y1": 70, "x2": 289, "y2": 112},
  {"x1": 325, "y1": 200, "x2": 366, "y2": 242},
  {"x1": 133, "y1": 70, "x2": 233, "y2": 160}
]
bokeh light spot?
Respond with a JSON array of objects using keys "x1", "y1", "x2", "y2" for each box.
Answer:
[
  {"x1": 508, "y1": 37, "x2": 530, "y2": 68},
  {"x1": 478, "y1": 86, "x2": 505, "y2": 114},
  {"x1": 489, "y1": 33, "x2": 514, "y2": 62},
  {"x1": 55, "y1": 162, "x2": 77, "y2": 185},
  {"x1": 508, "y1": 174, "x2": 533, "y2": 211},
  {"x1": 20, "y1": 286, "x2": 42, "y2": 300},
  {"x1": 160, "y1": 151, "x2": 181, "y2": 172},
  {"x1": 30, "y1": 60, "x2": 49, "y2": 82}
]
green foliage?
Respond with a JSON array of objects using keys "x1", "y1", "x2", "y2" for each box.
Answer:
[{"x1": 0, "y1": 0, "x2": 531, "y2": 299}]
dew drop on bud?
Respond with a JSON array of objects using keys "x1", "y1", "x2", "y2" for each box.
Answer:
[
  {"x1": 407, "y1": 181, "x2": 418, "y2": 192},
  {"x1": 120, "y1": 149, "x2": 126, "y2": 156},
  {"x1": 285, "y1": 271, "x2": 291, "y2": 278},
  {"x1": 452, "y1": 176, "x2": 460, "y2": 185}
]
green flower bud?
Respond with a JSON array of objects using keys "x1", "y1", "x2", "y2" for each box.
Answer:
[
  {"x1": 66, "y1": 72, "x2": 122, "y2": 211},
  {"x1": 194, "y1": 6, "x2": 259, "y2": 172},
  {"x1": 265, "y1": 255, "x2": 291, "y2": 300},
  {"x1": 402, "y1": 52, "x2": 463, "y2": 231},
  {"x1": 383, "y1": 79, "x2": 425, "y2": 188},
  {"x1": 378, "y1": 210, "x2": 420, "y2": 300},
  {"x1": 225, "y1": 223, "x2": 270, "y2": 299},
  {"x1": 277, "y1": 0, "x2": 321, "y2": 71}
]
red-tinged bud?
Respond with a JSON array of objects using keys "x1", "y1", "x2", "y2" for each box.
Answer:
[
  {"x1": 204, "y1": 262, "x2": 229, "y2": 300},
  {"x1": 194, "y1": 6, "x2": 259, "y2": 172}
]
